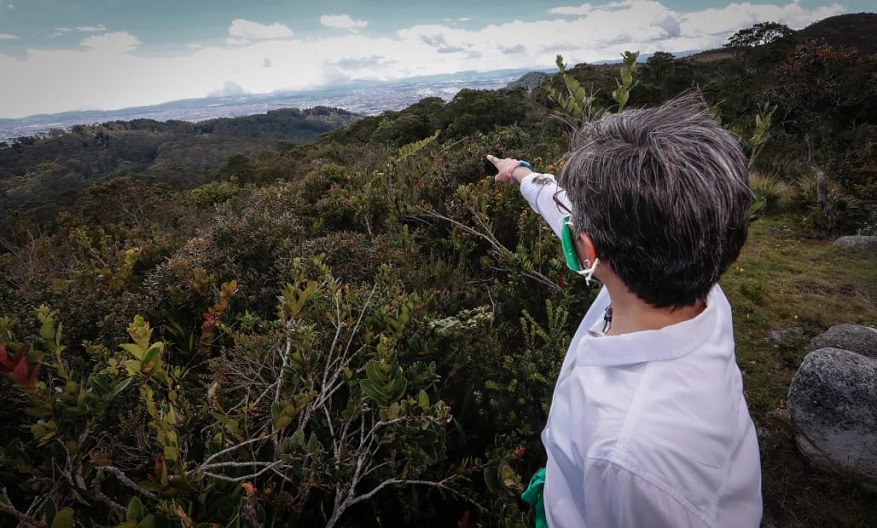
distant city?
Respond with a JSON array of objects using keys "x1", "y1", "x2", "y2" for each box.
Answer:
[{"x1": 0, "y1": 69, "x2": 541, "y2": 142}]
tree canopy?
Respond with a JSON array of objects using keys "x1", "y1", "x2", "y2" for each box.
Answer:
[{"x1": 724, "y1": 21, "x2": 794, "y2": 48}]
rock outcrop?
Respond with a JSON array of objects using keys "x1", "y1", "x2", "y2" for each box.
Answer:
[
  {"x1": 505, "y1": 71, "x2": 550, "y2": 92},
  {"x1": 834, "y1": 235, "x2": 877, "y2": 254},
  {"x1": 788, "y1": 325, "x2": 877, "y2": 491}
]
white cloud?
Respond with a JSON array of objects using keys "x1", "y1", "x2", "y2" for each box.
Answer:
[
  {"x1": 227, "y1": 19, "x2": 293, "y2": 44},
  {"x1": 549, "y1": 3, "x2": 594, "y2": 16},
  {"x1": 0, "y1": 33, "x2": 18, "y2": 40},
  {"x1": 443, "y1": 16, "x2": 474, "y2": 25},
  {"x1": 0, "y1": 1, "x2": 856, "y2": 119},
  {"x1": 209, "y1": 81, "x2": 245, "y2": 97},
  {"x1": 80, "y1": 32, "x2": 141, "y2": 53},
  {"x1": 681, "y1": 1, "x2": 845, "y2": 40},
  {"x1": 77, "y1": 25, "x2": 107, "y2": 32},
  {"x1": 8, "y1": 3, "x2": 15, "y2": 10},
  {"x1": 320, "y1": 14, "x2": 368, "y2": 29}
]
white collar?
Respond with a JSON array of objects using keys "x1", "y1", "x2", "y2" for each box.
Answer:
[{"x1": 574, "y1": 286, "x2": 726, "y2": 367}]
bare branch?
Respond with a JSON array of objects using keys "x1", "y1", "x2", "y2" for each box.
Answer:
[
  {"x1": 197, "y1": 460, "x2": 283, "y2": 473},
  {"x1": 0, "y1": 501, "x2": 48, "y2": 528},
  {"x1": 202, "y1": 460, "x2": 283, "y2": 483},
  {"x1": 325, "y1": 474, "x2": 480, "y2": 528},
  {"x1": 92, "y1": 482, "x2": 126, "y2": 518},
  {"x1": 96, "y1": 466, "x2": 158, "y2": 500},
  {"x1": 420, "y1": 209, "x2": 559, "y2": 291},
  {"x1": 196, "y1": 435, "x2": 268, "y2": 470}
]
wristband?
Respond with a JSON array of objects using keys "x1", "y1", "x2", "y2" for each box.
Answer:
[{"x1": 507, "y1": 160, "x2": 533, "y2": 183}]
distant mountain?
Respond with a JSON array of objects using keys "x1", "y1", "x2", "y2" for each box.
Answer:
[{"x1": 0, "y1": 68, "x2": 535, "y2": 142}]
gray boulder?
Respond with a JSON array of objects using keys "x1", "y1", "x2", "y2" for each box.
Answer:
[
  {"x1": 834, "y1": 235, "x2": 877, "y2": 253},
  {"x1": 809, "y1": 324, "x2": 877, "y2": 358},
  {"x1": 788, "y1": 347, "x2": 877, "y2": 490}
]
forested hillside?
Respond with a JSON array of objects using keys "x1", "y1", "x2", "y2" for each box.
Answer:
[
  {"x1": 0, "y1": 14, "x2": 875, "y2": 528},
  {"x1": 0, "y1": 107, "x2": 358, "y2": 227}
]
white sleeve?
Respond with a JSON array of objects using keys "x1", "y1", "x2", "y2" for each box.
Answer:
[
  {"x1": 578, "y1": 459, "x2": 708, "y2": 528},
  {"x1": 519, "y1": 173, "x2": 570, "y2": 240}
]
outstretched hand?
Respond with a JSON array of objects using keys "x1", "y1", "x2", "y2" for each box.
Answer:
[{"x1": 486, "y1": 154, "x2": 532, "y2": 184}]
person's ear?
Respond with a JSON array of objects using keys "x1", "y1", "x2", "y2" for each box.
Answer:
[{"x1": 577, "y1": 232, "x2": 598, "y2": 268}]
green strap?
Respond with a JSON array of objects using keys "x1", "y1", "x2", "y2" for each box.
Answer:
[{"x1": 520, "y1": 467, "x2": 548, "y2": 528}]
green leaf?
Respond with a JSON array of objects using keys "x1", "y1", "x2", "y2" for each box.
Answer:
[
  {"x1": 106, "y1": 376, "x2": 133, "y2": 402},
  {"x1": 60, "y1": 405, "x2": 88, "y2": 419},
  {"x1": 293, "y1": 393, "x2": 309, "y2": 409},
  {"x1": 360, "y1": 379, "x2": 385, "y2": 406},
  {"x1": 306, "y1": 432, "x2": 321, "y2": 454},
  {"x1": 275, "y1": 415, "x2": 292, "y2": 430},
  {"x1": 25, "y1": 406, "x2": 53, "y2": 419},
  {"x1": 125, "y1": 359, "x2": 142, "y2": 376},
  {"x1": 127, "y1": 496, "x2": 146, "y2": 521},
  {"x1": 163, "y1": 445, "x2": 179, "y2": 463},
  {"x1": 365, "y1": 360, "x2": 382, "y2": 383},
  {"x1": 140, "y1": 346, "x2": 162, "y2": 375},
  {"x1": 51, "y1": 507, "x2": 75, "y2": 528},
  {"x1": 120, "y1": 343, "x2": 145, "y2": 360},
  {"x1": 138, "y1": 514, "x2": 156, "y2": 528},
  {"x1": 44, "y1": 498, "x2": 57, "y2": 525},
  {"x1": 291, "y1": 429, "x2": 305, "y2": 448},
  {"x1": 39, "y1": 320, "x2": 55, "y2": 342},
  {"x1": 612, "y1": 86, "x2": 629, "y2": 109},
  {"x1": 389, "y1": 375, "x2": 407, "y2": 402},
  {"x1": 418, "y1": 389, "x2": 430, "y2": 409}
]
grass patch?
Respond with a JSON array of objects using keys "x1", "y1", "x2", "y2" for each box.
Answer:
[
  {"x1": 720, "y1": 214, "x2": 877, "y2": 527},
  {"x1": 750, "y1": 171, "x2": 796, "y2": 215}
]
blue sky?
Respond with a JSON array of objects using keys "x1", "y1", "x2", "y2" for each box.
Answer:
[{"x1": 0, "y1": 0, "x2": 869, "y2": 118}]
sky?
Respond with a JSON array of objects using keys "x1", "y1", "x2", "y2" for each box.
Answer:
[{"x1": 0, "y1": 0, "x2": 870, "y2": 119}]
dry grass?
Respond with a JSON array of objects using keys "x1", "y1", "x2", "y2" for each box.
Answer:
[
  {"x1": 750, "y1": 171, "x2": 796, "y2": 214},
  {"x1": 721, "y1": 214, "x2": 877, "y2": 527}
]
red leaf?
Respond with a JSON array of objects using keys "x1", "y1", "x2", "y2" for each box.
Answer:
[
  {"x1": 7, "y1": 355, "x2": 32, "y2": 387},
  {"x1": 0, "y1": 343, "x2": 15, "y2": 370},
  {"x1": 0, "y1": 344, "x2": 39, "y2": 388}
]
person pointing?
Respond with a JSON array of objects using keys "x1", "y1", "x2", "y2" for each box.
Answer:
[{"x1": 486, "y1": 92, "x2": 763, "y2": 527}]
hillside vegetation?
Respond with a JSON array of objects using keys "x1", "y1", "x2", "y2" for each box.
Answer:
[
  {"x1": 0, "y1": 107, "x2": 358, "y2": 226},
  {"x1": 0, "y1": 14, "x2": 876, "y2": 528}
]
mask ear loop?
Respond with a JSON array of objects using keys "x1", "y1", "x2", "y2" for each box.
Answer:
[
  {"x1": 577, "y1": 257, "x2": 599, "y2": 285},
  {"x1": 562, "y1": 216, "x2": 600, "y2": 285}
]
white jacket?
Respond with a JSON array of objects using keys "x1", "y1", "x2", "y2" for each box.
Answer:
[{"x1": 520, "y1": 173, "x2": 763, "y2": 527}]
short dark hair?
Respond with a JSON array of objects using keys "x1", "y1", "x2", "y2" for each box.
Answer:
[{"x1": 561, "y1": 92, "x2": 751, "y2": 308}]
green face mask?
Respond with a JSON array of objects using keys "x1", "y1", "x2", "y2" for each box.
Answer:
[
  {"x1": 561, "y1": 216, "x2": 582, "y2": 272},
  {"x1": 561, "y1": 215, "x2": 600, "y2": 283}
]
